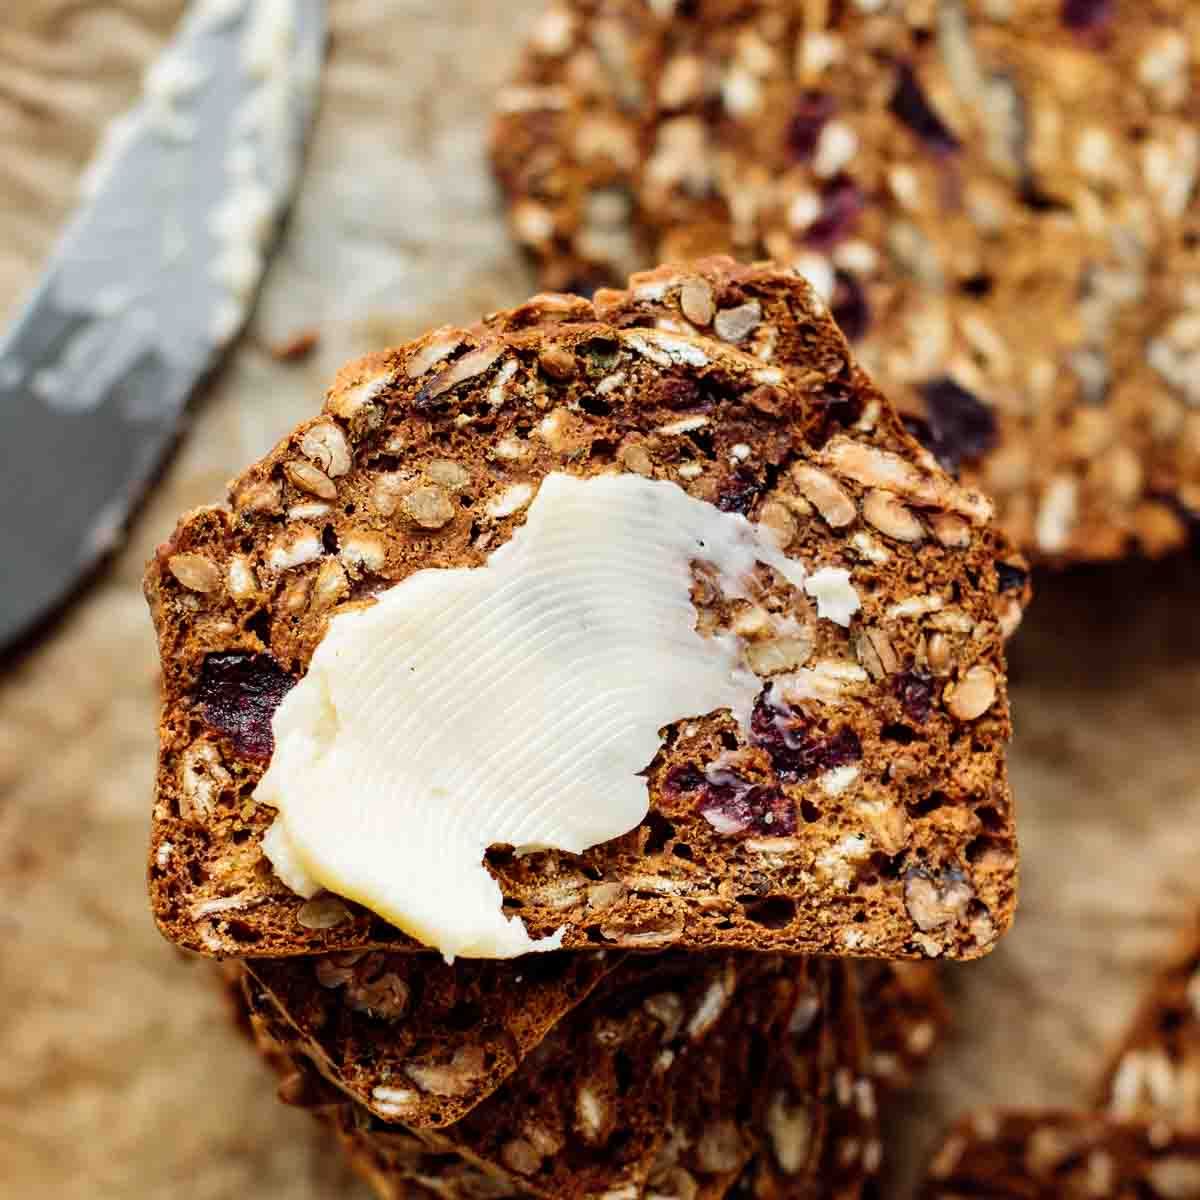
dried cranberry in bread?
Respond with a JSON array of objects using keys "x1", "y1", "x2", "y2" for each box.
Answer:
[
  {"x1": 919, "y1": 1110, "x2": 1200, "y2": 1199},
  {"x1": 246, "y1": 950, "x2": 620, "y2": 1128},
  {"x1": 146, "y1": 257, "x2": 1019, "y2": 962}
]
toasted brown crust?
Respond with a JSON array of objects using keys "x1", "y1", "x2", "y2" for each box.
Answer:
[
  {"x1": 919, "y1": 1109, "x2": 1200, "y2": 1199},
  {"x1": 146, "y1": 257, "x2": 1019, "y2": 963},
  {"x1": 491, "y1": 0, "x2": 1200, "y2": 564}
]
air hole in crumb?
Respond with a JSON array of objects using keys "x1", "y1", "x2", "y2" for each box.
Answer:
[
  {"x1": 672, "y1": 842, "x2": 694, "y2": 861},
  {"x1": 852, "y1": 909, "x2": 867, "y2": 923},
  {"x1": 641, "y1": 812, "x2": 676, "y2": 855},
  {"x1": 579, "y1": 392, "x2": 611, "y2": 417},
  {"x1": 881, "y1": 723, "x2": 918, "y2": 744},
  {"x1": 719, "y1": 729, "x2": 739, "y2": 751},
  {"x1": 800, "y1": 798, "x2": 822, "y2": 824},
  {"x1": 589, "y1": 438, "x2": 618, "y2": 462},
  {"x1": 344, "y1": 503, "x2": 356, "y2": 515},
  {"x1": 686, "y1": 427, "x2": 715, "y2": 459},
  {"x1": 741, "y1": 896, "x2": 796, "y2": 929},
  {"x1": 908, "y1": 791, "x2": 948, "y2": 817},
  {"x1": 959, "y1": 273, "x2": 994, "y2": 298},
  {"x1": 186, "y1": 860, "x2": 206, "y2": 887},
  {"x1": 321, "y1": 524, "x2": 339, "y2": 555},
  {"x1": 246, "y1": 608, "x2": 272, "y2": 646},
  {"x1": 974, "y1": 804, "x2": 1004, "y2": 832},
  {"x1": 226, "y1": 920, "x2": 262, "y2": 943},
  {"x1": 231, "y1": 828, "x2": 251, "y2": 844}
]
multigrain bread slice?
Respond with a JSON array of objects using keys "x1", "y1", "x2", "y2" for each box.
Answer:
[
  {"x1": 244, "y1": 950, "x2": 621, "y2": 1128},
  {"x1": 244, "y1": 954, "x2": 816, "y2": 1200},
  {"x1": 919, "y1": 1109, "x2": 1200, "y2": 1199},
  {"x1": 492, "y1": 0, "x2": 1200, "y2": 563},
  {"x1": 146, "y1": 257, "x2": 1021, "y2": 963},
  {"x1": 1097, "y1": 914, "x2": 1200, "y2": 1125},
  {"x1": 244, "y1": 957, "x2": 868, "y2": 1200}
]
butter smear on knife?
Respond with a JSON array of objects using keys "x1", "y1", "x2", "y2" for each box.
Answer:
[{"x1": 256, "y1": 471, "x2": 856, "y2": 961}]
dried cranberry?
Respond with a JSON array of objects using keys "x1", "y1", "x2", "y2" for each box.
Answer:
[
  {"x1": 894, "y1": 671, "x2": 934, "y2": 725},
  {"x1": 830, "y1": 270, "x2": 870, "y2": 342},
  {"x1": 889, "y1": 63, "x2": 960, "y2": 155},
  {"x1": 804, "y1": 177, "x2": 864, "y2": 250},
  {"x1": 917, "y1": 376, "x2": 998, "y2": 474},
  {"x1": 750, "y1": 691, "x2": 862, "y2": 782},
  {"x1": 716, "y1": 469, "x2": 764, "y2": 515},
  {"x1": 785, "y1": 91, "x2": 835, "y2": 161},
  {"x1": 697, "y1": 767, "x2": 796, "y2": 837},
  {"x1": 195, "y1": 652, "x2": 296, "y2": 760},
  {"x1": 816, "y1": 727, "x2": 863, "y2": 773},
  {"x1": 1061, "y1": 0, "x2": 1112, "y2": 32},
  {"x1": 996, "y1": 562, "x2": 1028, "y2": 594}
]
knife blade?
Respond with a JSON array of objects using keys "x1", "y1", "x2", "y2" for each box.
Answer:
[{"x1": 0, "y1": 0, "x2": 326, "y2": 652}]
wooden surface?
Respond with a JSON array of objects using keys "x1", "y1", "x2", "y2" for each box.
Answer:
[{"x1": 1, "y1": 3, "x2": 1197, "y2": 1197}]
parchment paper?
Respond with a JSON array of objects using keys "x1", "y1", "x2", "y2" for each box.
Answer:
[{"x1": 1, "y1": 4, "x2": 1197, "y2": 1197}]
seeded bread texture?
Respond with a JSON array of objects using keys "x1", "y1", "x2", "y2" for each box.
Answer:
[
  {"x1": 265, "y1": 955, "x2": 785, "y2": 1199},
  {"x1": 734, "y1": 962, "x2": 879, "y2": 1200},
  {"x1": 919, "y1": 1109, "x2": 1200, "y2": 1199},
  {"x1": 492, "y1": 0, "x2": 1200, "y2": 563},
  {"x1": 1096, "y1": 914, "x2": 1200, "y2": 1126},
  {"x1": 146, "y1": 257, "x2": 1020, "y2": 963},
  {"x1": 245, "y1": 950, "x2": 620, "y2": 1128},
  {"x1": 244, "y1": 954, "x2": 823, "y2": 1200}
]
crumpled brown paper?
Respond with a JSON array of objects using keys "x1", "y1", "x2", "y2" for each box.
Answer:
[{"x1": 1, "y1": 4, "x2": 1197, "y2": 1198}]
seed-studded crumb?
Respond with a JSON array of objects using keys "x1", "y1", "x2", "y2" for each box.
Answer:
[
  {"x1": 241, "y1": 954, "x2": 833, "y2": 1200},
  {"x1": 491, "y1": 0, "x2": 1200, "y2": 563},
  {"x1": 1097, "y1": 914, "x2": 1200, "y2": 1126},
  {"x1": 726, "y1": 961, "x2": 879, "y2": 1199},
  {"x1": 919, "y1": 1109, "x2": 1200, "y2": 1199},
  {"x1": 246, "y1": 950, "x2": 620, "y2": 1128},
  {"x1": 145, "y1": 257, "x2": 1021, "y2": 963}
]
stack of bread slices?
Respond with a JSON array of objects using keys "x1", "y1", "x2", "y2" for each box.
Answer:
[{"x1": 146, "y1": 259, "x2": 1026, "y2": 1198}]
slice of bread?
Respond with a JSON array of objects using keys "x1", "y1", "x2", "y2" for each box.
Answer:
[
  {"x1": 147, "y1": 257, "x2": 1021, "y2": 962},
  {"x1": 920, "y1": 1110, "x2": 1200, "y2": 1199}
]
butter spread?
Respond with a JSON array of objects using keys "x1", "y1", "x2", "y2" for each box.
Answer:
[{"x1": 257, "y1": 471, "x2": 833, "y2": 961}]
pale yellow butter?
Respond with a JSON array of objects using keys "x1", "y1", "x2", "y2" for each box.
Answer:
[{"x1": 256, "y1": 471, "x2": 835, "y2": 961}]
